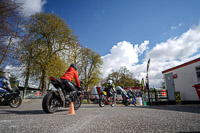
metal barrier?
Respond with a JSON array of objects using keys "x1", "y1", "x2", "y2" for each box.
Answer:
[
  {"x1": 23, "y1": 90, "x2": 45, "y2": 99},
  {"x1": 147, "y1": 90, "x2": 168, "y2": 105}
]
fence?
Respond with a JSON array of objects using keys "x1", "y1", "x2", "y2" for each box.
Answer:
[
  {"x1": 22, "y1": 89, "x2": 169, "y2": 104},
  {"x1": 146, "y1": 89, "x2": 169, "y2": 105},
  {"x1": 23, "y1": 90, "x2": 45, "y2": 99}
]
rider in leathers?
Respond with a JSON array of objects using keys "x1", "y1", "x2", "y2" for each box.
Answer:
[
  {"x1": 0, "y1": 73, "x2": 13, "y2": 93},
  {"x1": 60, "y1": 64, "x2": 80, "y2": 99},
  {"x1": 104, "y1": 80, "x2": 116, "y2": 97}
]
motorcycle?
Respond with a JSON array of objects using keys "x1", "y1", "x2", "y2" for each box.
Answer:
[
  {"x1": 117, "y1": 86, "x2": 137, "y2": 106},
  {"x1": 99, "y1": 88, "x2": 116, "y2": 107},
  {"x1": 42, "y1": 77, "x2": 83, "y2": 113},
  {"x1": 0, "y1": 87, "x2": 22, "y2": 108}
]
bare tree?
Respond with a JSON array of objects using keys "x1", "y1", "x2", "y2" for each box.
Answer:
[{"x1": 0, "y1": 0, "x2": 22, "y2": 67}]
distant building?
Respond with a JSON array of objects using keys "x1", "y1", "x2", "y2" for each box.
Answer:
[{"x1": 162, "y1": 57, "x2": 200, "y2": 103}]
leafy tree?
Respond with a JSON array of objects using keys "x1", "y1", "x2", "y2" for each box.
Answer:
[
  {"x1": 79, "y1": 48, "x2": 103, "y2": 91},
  {"x1": 22, "y1": 13, "x2": 77, "y2": 93},
  {"x1": 106, "y1": 66, "x2": 140, "y2": 87},
  {"x1": 66, "y1": 42, "x2": 83, "y2": 75},
  {"x1": 17, "y1": 33, "x2": 40, "y2": 97}
]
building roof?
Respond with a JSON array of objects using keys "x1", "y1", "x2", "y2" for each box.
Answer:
[
  {"x1": 162, "y1": 57, "x2": 200, "y2": 74},
  {"x1": 162, "y1": 58, "x2": 200, "y2": 74}
]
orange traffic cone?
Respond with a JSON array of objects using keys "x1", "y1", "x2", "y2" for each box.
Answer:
[{"x1": 68, "y1": 102, "x2": 75, "y2": 115}]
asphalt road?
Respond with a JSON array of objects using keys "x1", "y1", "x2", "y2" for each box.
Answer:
[{"x1": 0, "y1": 99, "x2": 200, "y2": 133}]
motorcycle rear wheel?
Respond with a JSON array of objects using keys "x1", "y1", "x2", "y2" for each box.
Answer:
[
  {"x1": 42, "y1": 92, "x2": 59, "y2": 113},
  {"x1": 9, "y1": 96, "x2": 22, "y2": 108},
  {"x1": 122, "y1": 99, "x2": 130, "y2": 106}
]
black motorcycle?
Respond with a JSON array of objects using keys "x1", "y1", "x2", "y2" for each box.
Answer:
[
  {"x1": 42, "y1": 77, "x2": 83, "y2": 113},
  {"x1": 0, "y1": 87, "x2": 22, "y2": 108}
]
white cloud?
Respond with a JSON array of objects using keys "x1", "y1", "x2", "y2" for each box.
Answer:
[
  {"x1": 102, "y1": 23, "x2": 200, "y2": 88},
  {"x1": 101, "y1": 40, "x2": 149, "y2": 78},
  {"x1": 146, "y1": 23, "x2": 200, "y2": 62},
  {"x1": 17, "y1": 0, "x2": 47, "y2": 17},
  {"x1": 171, "y1": 23, "x2": 183, "y2": 30}
]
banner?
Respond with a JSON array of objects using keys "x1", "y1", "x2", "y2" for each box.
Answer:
[
  {"x1": 141, "y1": 78, "x2": 145, "y2": 93},
  {"x1": 147, "y1": 59, "x2": 150, "y2": 72},
  {"x1": 146, "y1": 59, "x2": 150, "y2": 89}
]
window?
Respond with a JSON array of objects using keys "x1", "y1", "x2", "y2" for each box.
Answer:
[{"x1": 196, "y1": 66, "x2": 200, "y2": 83}]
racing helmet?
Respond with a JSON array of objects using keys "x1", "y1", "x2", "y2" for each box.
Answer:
[
  {"x1": 4, "y1": 72, "x2": 11, "y2": 80},
  {"x1": 70, "y1": 64, "x2": 77, "y2": 70},
  {"x1": 107, "y1": 80, "x2": 113, "y2": 85}
]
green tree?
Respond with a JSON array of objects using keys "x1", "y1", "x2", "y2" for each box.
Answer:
[
  {"x1": 18, "y1": 32, "x2": 41, "y2": 97},
  {"x1": 23, "y1": 13, "x2": 77, "y2": 93},
  {"x1": 106, "y1": 66, "x2": 140, "y2": 87},
  {"x1": 79, "y1": 48, "x2": 103, "y2": 92}
]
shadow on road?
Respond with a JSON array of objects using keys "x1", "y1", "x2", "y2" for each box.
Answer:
[
  {"x1": 123, "y1": 105, "x2": 200, "y2": 114},
  {"x1": 2, "y1": 110, "x2": 45, "y2": 115},
  {"x1": 0, "y1": 108, "x2": 73, "y2": 115},
  {"x1": 80, "y1": 105, "x2": 100, "y2": 109}
]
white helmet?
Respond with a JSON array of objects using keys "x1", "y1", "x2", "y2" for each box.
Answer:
[
  {"x1": 107, "y1": 80, "x2": 113, "y2": 84},
  {"x1": 4, "y1": 73, "x2": 11, "y2": 80}
]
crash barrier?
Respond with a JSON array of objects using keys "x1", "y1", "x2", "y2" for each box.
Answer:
[
  {"x1": 145, "y1": 89, "x2": 168, "y2": 105},
  {"x1": 23, "y1": 90, "x2": 45, "y2": 99},
  {"x1": 82, "y1": 92, "x2": 99, "y2": 103}
]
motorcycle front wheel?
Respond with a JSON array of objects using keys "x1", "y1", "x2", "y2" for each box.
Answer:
[
  {"x1": 99, "y1": 95, "x2": 105, "y2": 107},
  {"x1": 42, "y1": 92, "x2": 59, "y2": 113},
  {"x1": 110, "y1": 95, "x2": 116, "y2": 107},
  {"x1": 74, "y1": 97, "x2": 82, "y2": 110},
  {"x1": 9, "y1": 96, "x2": 22, "y2": 108}
]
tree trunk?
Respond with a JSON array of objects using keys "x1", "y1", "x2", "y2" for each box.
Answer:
[
  {"x1": 41, "y1": 69, "x2": 47, "y2": 94},
  {"x1": 23, "y1": 64, "x2": 30, "y2": 98}
]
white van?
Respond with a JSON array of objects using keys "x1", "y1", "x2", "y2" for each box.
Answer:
[{"x1": 90, "y1": 86, "x2": 103, "y2": 103}]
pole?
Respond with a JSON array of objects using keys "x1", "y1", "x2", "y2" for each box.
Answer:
[{"x1": 146, "y1": 59, "x2": 151, "y2": 105}]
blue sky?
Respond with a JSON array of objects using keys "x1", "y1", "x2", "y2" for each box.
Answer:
[
  {"x1": 11, "y1": 0, "x2": 200, "y2": 87},
  {"x1": 43, "y1": 0, "x2": 200, "y2": 56}
]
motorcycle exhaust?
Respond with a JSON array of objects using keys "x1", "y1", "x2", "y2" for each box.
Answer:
[{"x1": 58, "y1": 88, "x2": 65, "y2": 107}]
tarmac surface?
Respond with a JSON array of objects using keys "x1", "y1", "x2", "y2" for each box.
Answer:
[{"x1": 0, "y1": 99, "x2": 200, "y2": 133}]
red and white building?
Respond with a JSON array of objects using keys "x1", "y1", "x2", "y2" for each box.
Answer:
[{"x1": 162, "y1": 57, "x2": 200, "y2": 103}]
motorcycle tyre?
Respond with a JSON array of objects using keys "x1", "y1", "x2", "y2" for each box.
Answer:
[
  {"x1": 42, "y1": 92, "x2": 59, "y2": 113},
  {"x1": 99, "y1": 96, "x2": 105, "y2": 107},
  {"x1": 9, "y1": 96, "x2": 22, "y2": 108},
  {"x1": 74, "y1": 97, "x2": 82, "y2": 110},
  {"x1": 110, "y1": 96, "x2": 116, "y2": 107},
  {"x1": 123, "y1": 99, "x2": 130, "y2": 106}
]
